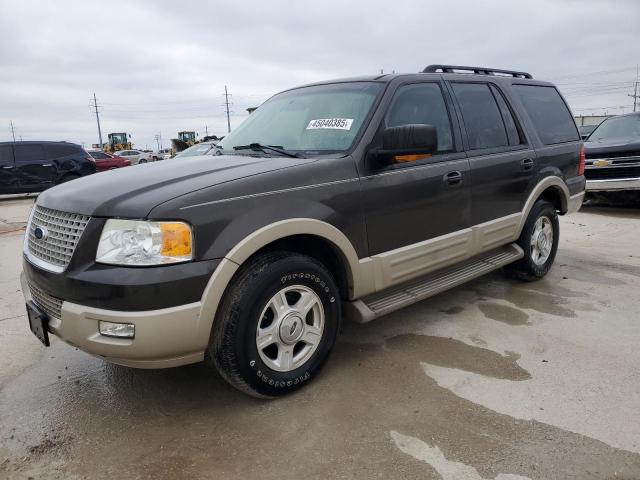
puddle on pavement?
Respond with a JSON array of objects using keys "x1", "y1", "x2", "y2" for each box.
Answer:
[
  {"x1": 2, "y1": 331, "x2": 639, "y2": 480},
  {"x1": 385, "y1": 334, "x2": 531, "y2": 381},
  {"x1": 478, "y1": 302, "x2": 530, "y2": 326},
  {"x1": 472, "y1": 278, "x2": 578, "y2": 318}
]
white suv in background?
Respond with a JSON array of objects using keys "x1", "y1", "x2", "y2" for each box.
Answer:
[{"x1": 117, "y1": 150, "x2": 151, "y2": 165}]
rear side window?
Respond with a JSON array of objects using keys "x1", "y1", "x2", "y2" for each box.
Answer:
[
  {"x1": 489, "y1": 85, "x2": 523, "y2": 146},
  {"x1": 46, "y1": 144, "x2": 79, "y2": 158},
  {"x1": 0, "y1": 145, "x2": 13, "y2": 165},
  {"x1": 89, "y1": 151, "x2": 109, "y2": 160},
  {"x1": 513, "y1": 85, "x2": 579, "y2": 145},
  {"x1": 14, "y1": 144, "x2": 46, "y2": 163},
  {"x1": 385, "y1": 83, "x2": 453, "y2": 152},
  {"x1": 451, "y1": 83, "x2": 508, "y2": 150}
]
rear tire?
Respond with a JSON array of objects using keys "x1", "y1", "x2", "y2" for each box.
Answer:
[
  {"x1": 138, "y1": 158, "x2": 147, "y2": 164},
  {"x1": 505, "y1": 199, "x2": 559, "y2": 282},
  {"x1": 209, "y1": 252, "x2": 341, "y2": 398}
]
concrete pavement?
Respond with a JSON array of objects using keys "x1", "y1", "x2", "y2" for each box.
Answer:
[{"x1": 1, "y1": 198, "x2": 639, "y2": 479}]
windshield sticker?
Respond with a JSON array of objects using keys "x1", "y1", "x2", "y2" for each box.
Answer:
[{"x1": 306, "y1": 118, "x2": 354, "y2": 130}]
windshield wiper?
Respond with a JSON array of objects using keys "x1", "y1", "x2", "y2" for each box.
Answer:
[{"x1": 233, "y1": 143, "x2": 301, "y2": 158}]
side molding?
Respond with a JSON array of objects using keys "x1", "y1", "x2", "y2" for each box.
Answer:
[{"x1": 363, "y1": 176, "x2": 570, "y2": 294}]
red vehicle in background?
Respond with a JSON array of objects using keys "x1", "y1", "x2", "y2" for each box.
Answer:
[{"x1": 88, "y1": 150, "x2": 131, "y2": 172}]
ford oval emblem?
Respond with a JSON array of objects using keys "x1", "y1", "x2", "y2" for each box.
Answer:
[{"x1": 34, "y1": 226, "x2": 48, "y2": 240}]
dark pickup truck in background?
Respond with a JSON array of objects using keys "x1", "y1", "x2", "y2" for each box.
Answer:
[{"x1": 584, "y1": 112, "x2": 640, "y2": 202}]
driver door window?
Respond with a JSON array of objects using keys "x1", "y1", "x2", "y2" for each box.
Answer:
[{"x1": 385, "y1": 83, "x2": 454, "y2": 153}]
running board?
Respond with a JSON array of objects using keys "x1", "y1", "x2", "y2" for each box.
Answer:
[{"x1": 344, "y1": 243, "x2": 524, "y2": 323}]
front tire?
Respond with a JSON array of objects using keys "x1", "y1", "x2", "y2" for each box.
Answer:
[
  {"x1": 209, "y1": 252, "x2": 341, "y2": 398},
  {"x1": 505, "y1": 199, "x2": 559, "y2": 281}
]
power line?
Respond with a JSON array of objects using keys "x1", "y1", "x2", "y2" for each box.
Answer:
[
  {"x1": 90, "y1": 93, "x2": 103, "y2": 146},
  {"x1": 548, "y1": 66, "x2": 637, "y2": 81}
]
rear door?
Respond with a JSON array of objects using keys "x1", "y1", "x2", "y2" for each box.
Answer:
[
  {"x1": 14, "y1": 143, "x2": 54, "y2": 190},
  {"x1": 0, "y1": 145, "x2": 18, "y2": 192},
  {"x1": 449, "y1": 81, "x2": 535, "y2": 225}
]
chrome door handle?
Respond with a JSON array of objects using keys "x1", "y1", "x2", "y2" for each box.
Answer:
[
  {"x1": 42, "y1": 164, "x2": 52, "y2": 167},
  {"x1": 444, "y1": 170, "x2": 463, "y2": 185},
  {"x1": 1, "y1": 166, "x2": 13, "y2": 169},
  {"x1": 521, "y1": 158, "x2": 534, "y2": 171}
]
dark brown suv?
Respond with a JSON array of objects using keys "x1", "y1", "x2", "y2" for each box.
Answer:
[{"x1": 22, "y1": 65, "x2": 585, "y2": 397}]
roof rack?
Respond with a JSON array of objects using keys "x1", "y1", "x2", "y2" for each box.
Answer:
[{"x1": 422, "y1": 64, "x2": 532, "y2": 79}]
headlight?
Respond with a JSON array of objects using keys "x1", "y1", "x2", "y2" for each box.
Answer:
[{"x1": 96, "y1": 219, "x2": 193, "y2": 266}]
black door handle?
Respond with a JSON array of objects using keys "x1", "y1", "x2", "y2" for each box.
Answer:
[
  {"x1": 444, "y1": 171, "x2": 463, "y2": 185},
  {"x1": 521, "y1": 158, "x2": 534, "y2": 171}
]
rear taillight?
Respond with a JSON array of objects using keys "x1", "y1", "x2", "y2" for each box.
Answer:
[{"x1": 578, "y1": 144, "x2": 585, "y2": 175}]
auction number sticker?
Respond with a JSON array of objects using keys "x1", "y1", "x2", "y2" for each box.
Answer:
[{"x1": 306, "y1": 118, "x2": 354, "y2": 130}]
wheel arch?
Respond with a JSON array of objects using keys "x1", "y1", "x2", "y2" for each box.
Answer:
[
  {"x1": 517, "y1": 176, "x2": 569, "y2": 237},
  {"x1": 196, "y1": 219, "x2": 371, "y2": 347}
]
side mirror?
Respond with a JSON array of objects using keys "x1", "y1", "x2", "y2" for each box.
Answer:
[{"x1": 378, "y1": 124, "x2": 438, "y2": 163}]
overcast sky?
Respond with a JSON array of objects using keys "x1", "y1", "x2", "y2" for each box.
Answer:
[{"x1": 0, "y1": 0, "x2": 638, "y2": 149}]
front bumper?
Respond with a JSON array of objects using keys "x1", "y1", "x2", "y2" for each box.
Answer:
[
  {"x1": 585, "y1": 177, "x2": 640, "y2": 192},
  {"x1": 21, "y1": 272, "x2": 207, "y2": 368}
]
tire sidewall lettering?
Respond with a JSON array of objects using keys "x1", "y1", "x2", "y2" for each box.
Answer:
[{"x1": 240, "y1": 265, "x2": 338, "y2": 393}]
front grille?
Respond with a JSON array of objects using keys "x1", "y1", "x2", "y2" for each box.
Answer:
[
  {"x1": 585, "y1": 166, "x2": 640, "y2": 180},
  {"x1": 29, "y1": 281, "x2": 63, "y2": 320},
  {"x1": 27, "y1": 206, "x2": 90, "y2": 271}
]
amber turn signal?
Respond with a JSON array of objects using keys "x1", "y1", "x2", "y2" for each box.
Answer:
[{"x1": 160, "y1": 222, "x2": 193, "y2": 257}]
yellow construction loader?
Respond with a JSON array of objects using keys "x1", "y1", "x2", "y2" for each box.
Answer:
[{"x1": 103, "y1": 133, "x2": 132, "y2": 153}]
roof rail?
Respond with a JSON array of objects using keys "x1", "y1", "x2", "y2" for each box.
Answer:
[{"x1": 422, "y1": 64, "x2": 532, "y2": 79}]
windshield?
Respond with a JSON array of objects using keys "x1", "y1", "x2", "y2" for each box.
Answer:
[
  {"x1": 588, "y1": 115, "x2": 640, "y2": 142},
  {"x1": 218, "y1": 82, "x2": 384, "y2": 156},
  {"x1": 174, "y1": 143, "x2": 217, "y2": 158}
]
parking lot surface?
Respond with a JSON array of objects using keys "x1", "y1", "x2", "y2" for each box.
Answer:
[{"x1": 1, "y1": 196, "x2": 639, "y2": 479}]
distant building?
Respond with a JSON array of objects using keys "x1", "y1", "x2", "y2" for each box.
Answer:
[{"x1": 574, "y1": 114, "x2": 614, "y2": 126}]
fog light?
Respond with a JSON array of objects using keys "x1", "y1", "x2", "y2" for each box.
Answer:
[{"x1": 99, "y1": 321, "x2": 135, "y2": 339}]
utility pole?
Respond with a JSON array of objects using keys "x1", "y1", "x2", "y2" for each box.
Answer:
[
  {"x1": 9, "y1": 120, "x2": 16, "y2": 142},
  {"x1": 90, "y1": 93, "x2": 103, "y2": 146},
  {"x1": 223, "y1": 86, "x2": 232, "y2": 133},
  {"x1": 204, "y1": 125, "x2": 209, "y2": 137},
  {"x1": 628, "y1": 65, "x2": 640, "y2": 113}
]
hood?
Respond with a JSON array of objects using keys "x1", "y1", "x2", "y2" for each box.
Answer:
[
  {"x1": 584, "y1": 138, "x2": 640, "y2": 157},
  {"x1": 37, "y1": 154, "x2": 314, "y2": 217}
]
